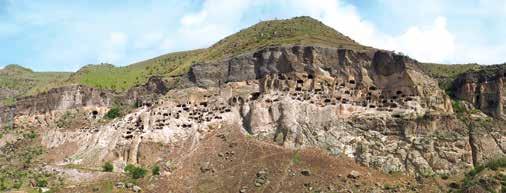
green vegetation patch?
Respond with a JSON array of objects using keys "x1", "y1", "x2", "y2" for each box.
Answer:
[
  {"x1": 105, "y1": 107, "x2": 121, "y2": 119},
  {"x1": 0, "y1": 64, "x2": 71, "y2": 98},
  {"x1": 124, "y1": 164, "x2": 147, "y2": 179},
  {"x1": 420, "y1": 63, "x2": 480, "y2": 94},
  {"x1": 0, "y1": 128, "x2": 60, "y2": 192},
  {"x1": 102, "y1": 162, "x2": 114, "y2": 172},
  {"x1": 151, "y1": 165, "x2": 160, "y2": 176},
  {"x1": 292, "y1": 150, "x2": 301, "y2": 164},
  {"x1": 457, "y1": 157, "x2": 506, "y2": 192},
  {"x1": 56, "y1": 111, "x2": 76, "y2": 128}
]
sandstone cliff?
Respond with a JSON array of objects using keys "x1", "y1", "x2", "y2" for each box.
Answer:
[
  {"x1": 0, "y1": 76, "x2": 170, "y2": 126},
  {"x1": 451, "y1": 64, "x2": 506, "y2": 118}
]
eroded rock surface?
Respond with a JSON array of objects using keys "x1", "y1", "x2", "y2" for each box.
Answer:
[{"x1": 452, "y1": 64, "x2": 506, "y2": 118}]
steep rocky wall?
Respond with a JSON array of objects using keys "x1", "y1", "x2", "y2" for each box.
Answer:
[
  {"x1": 0, "y1": 77, "x2": 172, "y2": 126},
  {"x1": 452, "y1": 65, "x2": 506, "y2": 118},
  {"x1": 0, "y1": 85, "x2": 115, "y2": 124},
  {"x1": 123, "y1": 76, "x2": 170, "y2": 105},
  {"x1": 190, "y1": 46, "x2": 452, "y2": 113},
  {"x1": 26, "y1": 79, "x2": 503, "y2": 177}
]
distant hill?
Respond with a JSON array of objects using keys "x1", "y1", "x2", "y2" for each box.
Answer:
[
  {"x1": 0, "y1": 64, "x2": 71, "y2": 104},
  {"x1": 419, "y1": 63, "x2": 481, "y2": 92}
]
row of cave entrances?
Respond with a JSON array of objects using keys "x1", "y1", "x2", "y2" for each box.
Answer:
[{"x1": 275, "y1": 73, "x2": 414, "y2": 97}]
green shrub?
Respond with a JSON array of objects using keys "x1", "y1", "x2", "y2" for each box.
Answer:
[
  {"x1": 56, "y1": 111, "x2": 75, "y2": 128},
  {"x1": 0, "y1": 178, "x2": 5, "y2": 191},
  {"x1": 105, "y1": 107, "x2": 121, "y2": 119},
  {"x1": 452, "y1": 100, "x2": 465, "y2": 114},
  {"x1": 152, "y1": 165, "x2": 160, "y2": 175},
  {"x1": 36, "y1": 178, "x2": 48, "y2": 187},
  {"x1": 468, "y1": 157, "x2": 506, "y2": 177},
  {"x1": 102, "y1": 162, "x2": 114, "y2": 172},
  {"x1": 130, "y1": 167, "x2": 146, "y2": 179},
  {"x1": 4, "y1": 125, "x2": 12, "y2": 131},
  {"x1": 1, "y1": 97, "x2": 16, "y2": 106},
  {"x1": 440, "y1": 173, "x2": 449, "y2": 180},
  {"x1": 133, "y1": 100, "x2": 141, "y2": 108},
  {"x1": 12, "y1": 180, "x2": 22, "y2": 189},
  {"x1": 124, "y1": 164, "x2": 146, "y2": 179},
  {"x1": 485, "y1": 157, "x2": 506, "y2": 171},
  {"x1": 124, "y1": 164, "x2": 135, "y2": 173},
  {"x1": 23, "y1": 131, "x2": 37, "y2": 139},
  {"x1": 462, "y1": 157, "x2": 506, "y2": 189},
  {"x1": 292, "y1": 151, "x2": 301, "y2": 164}
]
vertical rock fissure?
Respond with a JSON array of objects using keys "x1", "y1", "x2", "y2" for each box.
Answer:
[{"x1": 467, "y1": 124, "x2": 479, "y2": 167}]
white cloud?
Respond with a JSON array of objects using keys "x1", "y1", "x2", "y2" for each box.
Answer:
[
  {"x1": 271, "y1": 0, "x2": 456, "y2": 63},
  {"x1": 286, "y1": 0, "x2": 378, "y2": 45},
  {"x1": 371, "y1": 0, "x2": 505, "y2": 64},
  {"x1": 176, "y1": 0, "x2": 255, "y2": 49},
  {"x1": 99, "y1": 32, "x2": 128, "y2": 64},
  {"x1": 176, "y1": 0, "x2": 502, "y2": 64},
  {"x1": 384, "y1": 17, "x2": 455, "y2": 62}
]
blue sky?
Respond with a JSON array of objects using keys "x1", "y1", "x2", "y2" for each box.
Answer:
[{"x1": 0, "y1": 0, "x2": 505, "y2": 71}]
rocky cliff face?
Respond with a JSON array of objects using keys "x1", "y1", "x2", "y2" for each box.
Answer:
[
  {"x1": 190, "y1": 45, "x2": 452, "y2": 113},
  {"x1": 0, "y1": 77, "x2": 171, "y2": 126},
  {"x1": 0, "y1": 85, "x2": 115, "y2": 126},
  {"x1": 451, "y1": 65, "x2": 506, "y2": 118}
]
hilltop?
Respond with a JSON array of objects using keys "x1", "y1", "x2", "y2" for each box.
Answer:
[{"x1": 0, "y1": 64, "x2": 71, "y2": 105}]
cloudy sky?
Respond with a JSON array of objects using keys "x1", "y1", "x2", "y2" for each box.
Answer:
[{"x1": 0, "y1": 0, "x2": 505, "y2": 71}]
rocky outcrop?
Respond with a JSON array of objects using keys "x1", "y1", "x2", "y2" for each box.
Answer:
[
  {"x1": 27, "y1": 77, "x2": 492, "y2": 177},
  {"x1": 124, "y1": 76, "x2": 170, "y2": 105},
  {"x1": 451, "y1": 64, "x2": 506, "y2": 118},
  {"x1": 0, "y1": 85, "x2": 115, "y2": 126},
  {"x1": 0, "y1": 77, "x2": 172, "y2": 126},
  {"x1": 191, "y1": 46, "x2": 452, "y2": 113}
]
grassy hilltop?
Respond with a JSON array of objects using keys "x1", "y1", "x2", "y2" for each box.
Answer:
[{"x1": 0, "y1": 64, "x2": 71, "y2": 104}]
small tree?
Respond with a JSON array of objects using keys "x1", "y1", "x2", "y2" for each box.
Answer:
[
  {"x1": 152, "y1": 165, "x2": 160, "y2": 175},
  {"x1": 124, "y1": 164, "x2": 135, "y2": 173},
  {"x1": 36, "y1": 178, "x2": 48, "y2": 187},
  {"x1": 133, "y1": 100, "x2": 141, "y2": 108},
  {"x1": 130, "y1": 167, "x2": 146, "y2": 179},
  {"x1": 103, "y1": 162, "x2": 114, "y2": 172},
  {"x1": 105, "y1": 107, "x2": 121, "y2": 119},
  {"x1": 124, "y1": 164, "x2": 147, "y2": 179}
]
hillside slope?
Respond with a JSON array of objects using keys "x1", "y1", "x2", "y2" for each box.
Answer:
[{"x1": 0, "y1": 64, "x2": 71, "y2": 104}]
